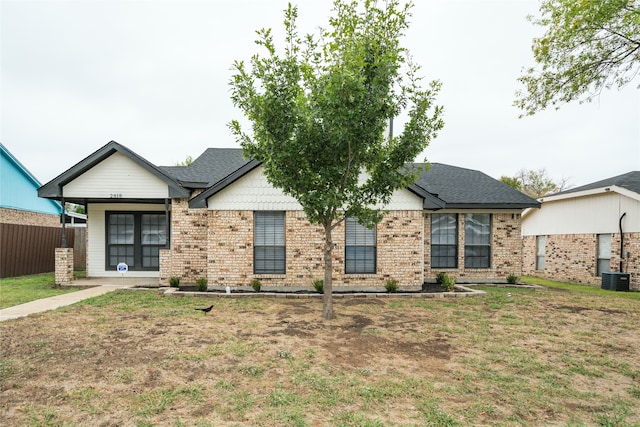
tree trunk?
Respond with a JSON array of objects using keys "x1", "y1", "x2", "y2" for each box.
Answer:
[{"x1": 322, "y1": 224, "x2": 335, "y2": 320}]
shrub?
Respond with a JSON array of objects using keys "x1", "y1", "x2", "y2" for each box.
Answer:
[
  {"x1": 507, "y1": 274, "x2": 518, "y2": 284},
  {"x1": 196, "y1": 278, "x2": 208, "y2": 292},
  {"x1": 436, "y1": 272, "x2": 455, "y2": 292},
  {"x1": 385, "y1": 279, "x2": 399, "y2": 293},
  {"x1": 169, "y1": 277, "x2": 180, "y2": 287},
  {"x1": 312, "y1": 279, "x2": 324, "y2": 293},
  {"x1": 251, "y1": 278, "x2": 261, "y2": 292}
]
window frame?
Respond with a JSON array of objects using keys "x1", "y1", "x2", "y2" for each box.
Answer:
[
  {"x1": 345, "y1": 217, "x2": 377, "y2": 274},
  {"x1": 430, "y1": 213, "x2": 458, "y2": 269},
  {"x1": 596, "y1": 234, "x2": 611, "y2": 277},
  {"x1": 535, "y1": 235, "x2": 546, "y2": 271},
  {"x1": 253, "y1": 211, "x2": 286, "y2": 275},
  {"x1": 464, "y1": 213, "x2": 492, "y2": 269},
  {"x1": 105, "y1": 211, "x2": 169, "y2": 271}
]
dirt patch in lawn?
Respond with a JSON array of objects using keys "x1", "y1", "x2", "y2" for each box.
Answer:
[{"x1": 1, "y1": 288, "x2": 639, "y2": 426}]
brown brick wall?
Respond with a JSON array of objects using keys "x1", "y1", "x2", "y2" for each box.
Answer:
[
  {"x1": 166, "y1": 198, "x2": 209, "y2": 282},
  {"x1": 0, "y1": 207, "x2": 60, "y2": 227},
  {"x1": 204, "y1": 210, "x2": 425, "y2": 288},
  {"x1": 424, "y1": 212, "x2": 523, "y2": 282},
  {"x1": 524, "y1": 233, "x2": 639, "y2": 290},
  {"x1": 164, "y1": 204, "x2": 528, "y2": 287}
]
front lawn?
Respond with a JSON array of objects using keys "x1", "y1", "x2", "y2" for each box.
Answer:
[
  {"x1": 1, "y1": 281, "x2": 639, "y2": 426},
  {"x1": 0, "y1": 272, "x2": 83, "y2": 309}
]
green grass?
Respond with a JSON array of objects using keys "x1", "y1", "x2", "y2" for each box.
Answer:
[
  {"x1": 2, "y1": 278, "x2": 640, "y2": 426},
  {"x1": 0, "y1": 273, "x2": 83, "y2": 309},
  {"x1": 522, "y1": 275, "x2": 640, "y2": 300}
]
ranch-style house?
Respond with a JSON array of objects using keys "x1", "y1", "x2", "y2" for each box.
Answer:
[{"x1": 39, "y1": 141, "x2": 540, "y2": 287}]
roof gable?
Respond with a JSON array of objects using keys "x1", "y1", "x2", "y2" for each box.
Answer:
[{"x1": 38, "y1": 141, "x2": 190, "y2": 201}]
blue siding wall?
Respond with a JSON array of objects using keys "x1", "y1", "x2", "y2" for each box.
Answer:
[{"x1": 1, "y1": 145, "x2": 62, "y2": 215}]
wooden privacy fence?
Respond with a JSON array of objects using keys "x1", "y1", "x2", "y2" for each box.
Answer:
[{"x1": 0, "y1": 223, "x2": 77, "y2": 278}]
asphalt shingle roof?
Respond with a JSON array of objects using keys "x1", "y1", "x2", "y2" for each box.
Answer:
[
  {"x1": 170, "y1": 148, "x2": 539, "y2": 209},
  {"x1": 413, "y1": 163, "x2": 539, "y2": 208},
  {"x1": 553, "y1": 171, "x2": 640, "y2": 196},
  {"x1": 160, "y1": 148, "x2": 249, "y2": 188}
]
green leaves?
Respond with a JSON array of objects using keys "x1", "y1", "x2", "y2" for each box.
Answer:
[
  {"x1": 230, "y1": 0, "x2": 443, "y2": 229},
  {"x1": 229, "y1": 0, "x2": 443, "y2": 318},
  {"x1": 515, "y1": 0, "x2": 640, "y2": 116}
]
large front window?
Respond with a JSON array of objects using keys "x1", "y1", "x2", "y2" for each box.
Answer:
[
  {"x1": 345, "y1": 217, "x2": 376, "y2": 274},
  {"x1": 254, "y1": 211, "x2": 285, "y2": 274},
  {"x1": 431, "y1": 213, "x2": 458, "y2": 268},
  {"x1": 464, "y1": 213, "x2": 491, "y2": 268},
  {"x1": 106, "y1": 212, "x2": 167, "y2": 270}
]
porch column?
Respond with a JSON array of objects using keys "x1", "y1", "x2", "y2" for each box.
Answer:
[{"x1": 55, "y1": 248, "x2": 74, "y2": 286}]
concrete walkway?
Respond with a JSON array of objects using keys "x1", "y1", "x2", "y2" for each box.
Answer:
[{"x1": 0, "y1": 277, "x2": 151, "y2": 322}]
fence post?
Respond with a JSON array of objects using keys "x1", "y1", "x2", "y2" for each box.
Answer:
[{"x1": 55, "y1": 248, "x2": 74, "y2": 286}]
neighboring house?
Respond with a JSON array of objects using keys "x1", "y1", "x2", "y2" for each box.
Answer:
[
  {"x1": 1, "y1": 143, "x2": 62, "y2": 227},
  {"x1": 39, "y1": 141, "x2": 539, "y2": 286},
  {"x1": 1, "y1": 143, "x2": 74, "y2": 277},
  {"x1": 522, "y1": 172, "x2": 640, "y2": 290}
]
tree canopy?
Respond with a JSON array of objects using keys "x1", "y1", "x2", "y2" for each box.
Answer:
[
  {"x1": 515, "y1": 0, "x2": 640, "y2": 116},
  {"x1": 229, "y1": 0, "x2": 443, "y2": 319},
  {"x1": 500, "y1": 168, "x2": 570, "y2": 198}
]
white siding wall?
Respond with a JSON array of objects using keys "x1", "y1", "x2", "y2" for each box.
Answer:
[
  {"x1": 64, "y1": 152, "x2": 169, "y2": 199},
  {"x1": 87, "y1": 203, "x2": 165, "y2": 277},
  {"x1": 522, "y1": 192, "x2": 640, "y2": 236},
  {"x1": 207, "y1": 166, "x2": 423, "y2": 211}
]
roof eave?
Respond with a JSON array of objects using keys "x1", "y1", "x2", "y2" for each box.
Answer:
[{"x1": 437, "y1": 202, "x2": 541, "y2": 210}]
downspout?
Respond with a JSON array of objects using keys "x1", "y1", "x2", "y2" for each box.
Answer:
[
  {"x1": 619, "y1": 212, "x2": 626, "y2": 272},
  {"x1": 164, "y1": 198, "x2": 170, "y2": 249},
  {"x1": 60, "y1": 185, "x2": 67, "y2": 249}
]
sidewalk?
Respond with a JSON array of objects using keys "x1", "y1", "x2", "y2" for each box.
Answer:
[{"x1": 0, "y1": 278, "x2": 148, "y2": 322}]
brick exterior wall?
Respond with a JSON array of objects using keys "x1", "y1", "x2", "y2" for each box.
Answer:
[
  {"x1": 203, "y1": 210, "x2": 425, "y2": 288},
  {"x1": 523, "y1": 233, "x2": 639, "y2": 290},
  {"x1": 163, "y1": 198, "x2": 210, "y2": 283},
  {"x1": 424, "y1": 212, "x2": 523, "y2": 282},
  {"x1": 55, "y1": 248, "x2": 74, "y2": 285},
  {"x1": 0, "y1": 207, "x2": 60, "y2": 227},
  {"x1": 161, "y1": 205, "x2": 527, "y2": 287}
]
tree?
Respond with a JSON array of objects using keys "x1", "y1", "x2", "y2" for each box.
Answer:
[
  {"x1": 229, "y1": 0, "x2": 443, "y2": 319},
  {"x1": 175, "y1": 155, "x2": 193, "y2": 166},
  {"x1": 500, "y1": 168, "x2": 570, "y2": 198},
  {"x1": 515, "y1": 0, "x2": 640, "y2": 116}
]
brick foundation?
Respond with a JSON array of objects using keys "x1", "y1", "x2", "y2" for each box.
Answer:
[{"x1": 55, "y1": 248, "x2": 74, "y2": 286}]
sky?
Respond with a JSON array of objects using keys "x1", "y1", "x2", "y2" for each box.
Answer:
[{"x1": 1, "y1": 0, "x2": 639, "y2": 188}]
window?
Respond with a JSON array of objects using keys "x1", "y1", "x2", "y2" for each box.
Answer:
[
  {"x1": 431, "y1": 213, "x2": 458, "y2": 268},
  {"x1": 254, "y1": 211, "x2": 285, "y2": 274},
  {"x1": 108, "y1": 214, "x2": 135, "y2": 268},
  {"x1": 597, "y1": 234, "x2": 611, "y2": 276},
  {"x1": 464, "y1": 213, "x2": 491, "y2": 268},
  {"x1": 345, "y1": 217, "x2": 376, "y2": 274},
  {"x1": 141, "y1": 214, "x2": 167, "y2": 268},
  {"x1": 106, "y1": 212, "x2": 167, "y2": 270},
  {"x1": 536, "y1": 235, "x2": 546, "y2": 270}
]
